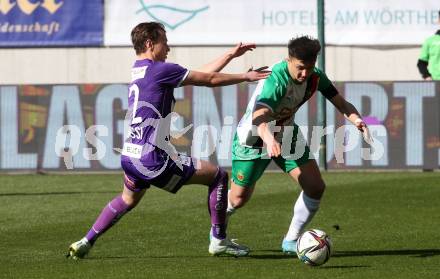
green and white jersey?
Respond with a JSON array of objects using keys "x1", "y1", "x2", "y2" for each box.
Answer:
[{"x1": 233, "y1": 60, "x2": 337, "y2": 160}]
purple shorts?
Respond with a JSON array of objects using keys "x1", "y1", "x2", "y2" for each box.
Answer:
[{"x1": 121, "y1": 154, "x2": 196, "y2": 194}]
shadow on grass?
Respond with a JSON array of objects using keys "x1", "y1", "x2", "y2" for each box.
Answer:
[
  {"x1": 248, "y1": 254, "x2": 293, "y2": 260},
  {"x1": 84, "y1": 255, "x2": 242, "y2": 260},
  {"x1": 247, "y1": 248, "x2": 440, "y2": 260},
  {"x1": 334, "y1": 249, "x2": 440, "y2": 258},
  {"x1": 320, "y1": 265, "x2": 370, "y2": 269},
  {"x1": 245, "y1": 250, "x2": 296, "y2": 260},
  {"x1": 0, "y1": 191, "x2": 119, "y2": 197}
]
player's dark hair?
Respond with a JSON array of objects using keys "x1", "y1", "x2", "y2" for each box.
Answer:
[
  {"x1": 131, "y1": 22, "x2": 165, "y2": 55},
  {"x1": 288, "y1": 36, "x2": 321, "y2": 63}
]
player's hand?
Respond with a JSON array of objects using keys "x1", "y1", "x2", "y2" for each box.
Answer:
[
  {"x1": 424, "y1": 76, "x2": 433, "y2": 81},
  {"x1": 355, "y1": 119, "x2": 373, "y2": 144},
  {"x1": 266, "y1": 138, "x2": 281, "y2": 158},
  {"x1": 229, "y1": 42, "x2": 256, "y2": 58},
  {"x1": 245, "y1": 66, "x2": 271, "y2": 81}
]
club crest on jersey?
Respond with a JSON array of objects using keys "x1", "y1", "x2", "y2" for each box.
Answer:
[{"x1": 237, "y1": 172, "x2": 245, "y2": 182}]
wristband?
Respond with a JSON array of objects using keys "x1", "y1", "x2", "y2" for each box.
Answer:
[{"x1": 354, "y1": 118, "x2": 363, "y2": 125}]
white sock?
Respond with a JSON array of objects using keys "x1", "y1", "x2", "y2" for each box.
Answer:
[
  {"x1": 284, "y1": 191, "x2": 320, "y2": 241},
  {"x1": 226, "y1": 190, "x2": 236, "y2": 221}
]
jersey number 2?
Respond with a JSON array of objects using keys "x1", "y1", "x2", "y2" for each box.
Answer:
[{"x1": 129, "y1": 84, "x2": 142, "y2": 124}]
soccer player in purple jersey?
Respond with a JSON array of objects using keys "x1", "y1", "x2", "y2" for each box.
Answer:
[{"x1": 67, "y1": 22, "x2": 271, "y2": 259}]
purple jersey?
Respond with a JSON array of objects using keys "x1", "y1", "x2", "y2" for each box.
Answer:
[{"x1": 121, "y1": 59, "x2": 189, "y2": 168}]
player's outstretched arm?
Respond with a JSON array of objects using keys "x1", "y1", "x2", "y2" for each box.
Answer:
[
  {"x1": 181, "y1": 67, "x2": 270, "y2": 87},
  {"x1": 196, "y1": 42, "x2": 256, "y2": 73},
  {"x1": 329, "y1": 94, "x2": 373, "y2": 144}
]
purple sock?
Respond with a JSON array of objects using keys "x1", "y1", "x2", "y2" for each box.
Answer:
[
  {"x1": 208, "y1": 168, "x2": 228, "y2": 239},
  {"x1": 85, "y1": 195, "x2": 131, "y2": 245}
]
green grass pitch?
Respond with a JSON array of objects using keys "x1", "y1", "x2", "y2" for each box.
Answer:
[{"x1": 1, "y1": 172, "x2": 439, "y2": 279}]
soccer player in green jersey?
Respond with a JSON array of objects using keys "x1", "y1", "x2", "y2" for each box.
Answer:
[
  {"x1": 227, "y1": 36, "x2": 371, "y2": 255},
  {"x1": 417, "y1": 10, "x2": 440, "y2": 80}
]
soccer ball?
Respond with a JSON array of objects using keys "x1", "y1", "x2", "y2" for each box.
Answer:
[{"x1": 296, "y1": 229, "x2": 333, "y2": 266}]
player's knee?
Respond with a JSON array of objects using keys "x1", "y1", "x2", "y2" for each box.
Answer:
[
  {"x1": 122, "y1": 196, "x2": 137, "y2": 208},
  {"x1": 121, "y1": 191, "x2": 144, "y2": 209},
  {"x1": 317, "y1": 179, "x2": 326, "y2": 193},
  {"x1": 229, "y1": 191, "x2": 251, "y2": 209},
  {"x1": 315, "y1": 180, "x2": 326, "y2": 199},
  {"x1": 305, "y1": 179, "x2": 326, "y2": 200},
  {"x1": 127, "y1": 199, "x2": 140, "y2": 208},
  {"x1": 229, "y1": 196, "x2": 246, "y2": 208}
]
